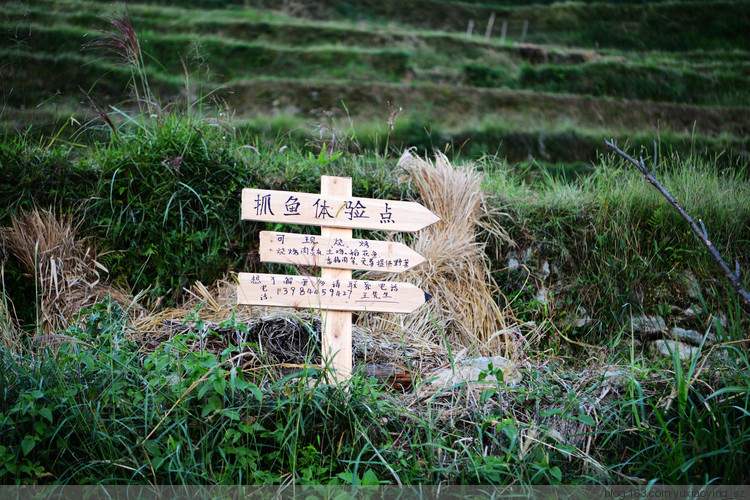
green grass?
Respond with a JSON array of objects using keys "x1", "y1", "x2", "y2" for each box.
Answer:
[
  {"x1": 484, "y1": 146, "x2": 750, "y2": 328},
  {"x1": 1, "y1": 121, "x2": 749, "y2": 487},
  {"x1": 1, "y1": 296, "x2": 747, "y2": 485},
  {"x1": 1, "y1": 0, "x2": 749, "y2": 486}
]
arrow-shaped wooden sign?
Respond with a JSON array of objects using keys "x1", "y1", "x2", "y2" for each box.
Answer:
[
  {"x1": 237, "y1": 273, "x2": 431, "y2": 314},
  {"x1": 238, "y1": 175, "x2": 439, "y2": 383},
  {"x1": 242, "y1": 188, "x2": 440, "y2": 232},
  {"x1": 259, "y1": 231, "x2": 425, "y2": 273}
]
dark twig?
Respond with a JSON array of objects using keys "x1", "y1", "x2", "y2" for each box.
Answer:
[{"x1": 605, "y1": 139, "x2": 750, "y2": 316}]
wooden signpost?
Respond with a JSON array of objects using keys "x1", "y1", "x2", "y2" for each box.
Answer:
[
  {"x1": 258, "y1": 231, "x2": 426, "y2": 273},
  {"x1": 238, "y1": 176, "x2": 440, "y2": 382},
  {"x1": 241, "y1": 187, "x2": 439, "y2": 232},
  {"x1": 237, "y1": 274, "x2": 432, "y2": 314}
]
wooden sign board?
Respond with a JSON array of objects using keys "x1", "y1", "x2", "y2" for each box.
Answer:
[
  {"x1": 238, "y1": 176, "x2": 439, "y2": 383},
  {"x1": 259, "y1": 231, "x2": 425, "y2": 273},
  {"x1": 242, "y1": 188, "x2": 441, "y2": 232},
  {"x1": 237, "y1": 273, "x2": 431, "y2": 314}
]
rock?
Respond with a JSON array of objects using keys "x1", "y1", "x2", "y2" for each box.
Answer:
[
  {"x1": 540, "y1": 260, "x2": 551, "y2": 280},
  {"x1": 603, "y1": 368, "x2": 627, "y2": 380},
  {"x1": 428, "y1": 356, "x2": 522, "y2": 388},
  {"x1": 631, "y1": 315, "x2": 666, "y2": 334},
  {"x1": 536, "y1": 285, "x2": 549, "y2": 305},
  {"x1": 680, "y1": 270, "x2": 701, "y2": 300},
  {"x1": 570, "y1": 306, "x2": 592, "y2": 328},
  {"x1": 712, "y1": 313, "x2": 728, "y2": 328},
  {"x1": 552, "y1": 263, "x2": 561, "y2": 277},
  {"x1": 506, "y1": 247, "x2": 533, "y2": 269},
  {"x1": 669, "y1": 326, "x2": 716, "y2": 347},
  {"x1": 572, "y1": 316, "x2": 592, "y2": 328},
  {"x1": 524, "y1": 247, "x2": 534, "y2": 263},
  {"x1": 648, "y1": 339, "x2": 701, "y2": 360},
  {"x1": 676, "y1": 305, "x2": 701, "y2": 323}
]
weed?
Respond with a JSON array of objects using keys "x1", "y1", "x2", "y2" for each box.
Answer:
[{"x1": 83, "y1": 12, "x2": 156, "y2": 115}]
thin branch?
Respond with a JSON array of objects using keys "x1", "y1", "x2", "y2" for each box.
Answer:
[{"x1": 605, "y1": 139, "x2": 750, "y2": 316}]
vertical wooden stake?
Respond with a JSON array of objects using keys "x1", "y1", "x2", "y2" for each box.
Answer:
[
  {"x1": 320, "y1": 176, "x2": 353, "y2": 383},
  {"x1": 485, "y1": 12, "x2": 495, "y2": 40},
  {"x1": 466, "y1": 19, "x2": 475, "y2": 37}
]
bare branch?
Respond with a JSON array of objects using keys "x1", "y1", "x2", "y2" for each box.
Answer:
[
  {"x1": 640, "y1": 156, "x2": 648, "y2": 175},
  {"x1": 699, "y1": 219, "x2": 708, "y2": 239},
  {"x1": 605, "y1": 139, "x2": 750, "y2": 316}
]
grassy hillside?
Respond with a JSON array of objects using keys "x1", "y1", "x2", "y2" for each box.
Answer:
[
  {"x1": 1, "y1": 123, "x2": 749, "y2": 486},
  {"x1": 1, "y1": 0, "x2": 748, "y2": 328},
  {"x1": 2, "y1": 0, "x2": 749, "y2": 167}
]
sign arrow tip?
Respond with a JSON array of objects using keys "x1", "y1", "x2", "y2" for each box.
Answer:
[{"x1": 424, "y1": 291, "x2": 433, "y2": 303}]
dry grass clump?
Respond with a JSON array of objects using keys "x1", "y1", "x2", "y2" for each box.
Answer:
[
  {"x1": 360, "y1": 150, "x2": 514, "y2": 356},
  {"x1": 135, "y1": 278, "x2": 323, "y2": 377},
  {"x1": 133, "y1": 277, "x2": 451, "y2": 379},
  {"x1": 0, "y1": 264, "x2": 20, "y2": 354},
  {"x1": 139, "y1": 309, "x2": 322, "y2": 376},
  {"x1": 0, "y1": 209, "x2": 141, "y2": 337}
]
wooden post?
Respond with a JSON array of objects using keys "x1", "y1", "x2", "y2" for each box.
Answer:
[
  {"x1": 485, "y1": 12, "x2": 496, "y2": 40},
  {"x1": 500, "y1": 20, "x2": 507, "y2": 44},
  {"x1": 320, "y1": 176, "x2": 352, "y2": 382}
]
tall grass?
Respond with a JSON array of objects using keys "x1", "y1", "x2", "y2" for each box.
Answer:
[
  {"x1": 485, "y1": 146, "x2": 750, "y2": 332},
  {"x1": 2, "y1": 296, "x2": 746, "y2": 485},
  {"x1": 596, "y1": 330, "x2": 750, "y2": 484}
]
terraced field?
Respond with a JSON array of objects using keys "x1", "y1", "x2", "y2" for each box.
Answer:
[{"x1": 3, "y1": 0, "x2": 749, "y2": 167}]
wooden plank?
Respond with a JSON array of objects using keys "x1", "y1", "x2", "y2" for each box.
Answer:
[
  {"x1": 236, "y1": 273, "x2": 432, "y2": 314},
  {"x1": 319, "y1": 176, "x2": 353, "y2": 383},
  {"x1": 241, "y1": 187, "x2": 440, "y2": 232},
  {"x1": 259, "y1": 231, "x2": 426, "y2": 273}
]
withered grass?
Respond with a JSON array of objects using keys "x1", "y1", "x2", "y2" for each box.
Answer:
[
  {"x1": 0, "y1": 264, "x2": 20, "y2": 354},
  {"x1": 359, "y1": 150, "x2": 516, "y2": 357},
  {"x1": 0, "y1": 209, "x2": 141, "y2": 340}
]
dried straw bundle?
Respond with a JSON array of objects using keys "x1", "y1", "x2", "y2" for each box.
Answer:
[
  {"x1": 360, "y1": 150, "x2": 513, "y2": 355},
  {"x1": 0, "y1": 264, "x2": 20, "y2": 353},
  {"x1": 0, "y1": 209, "x2": 140, "y2": 336}
]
